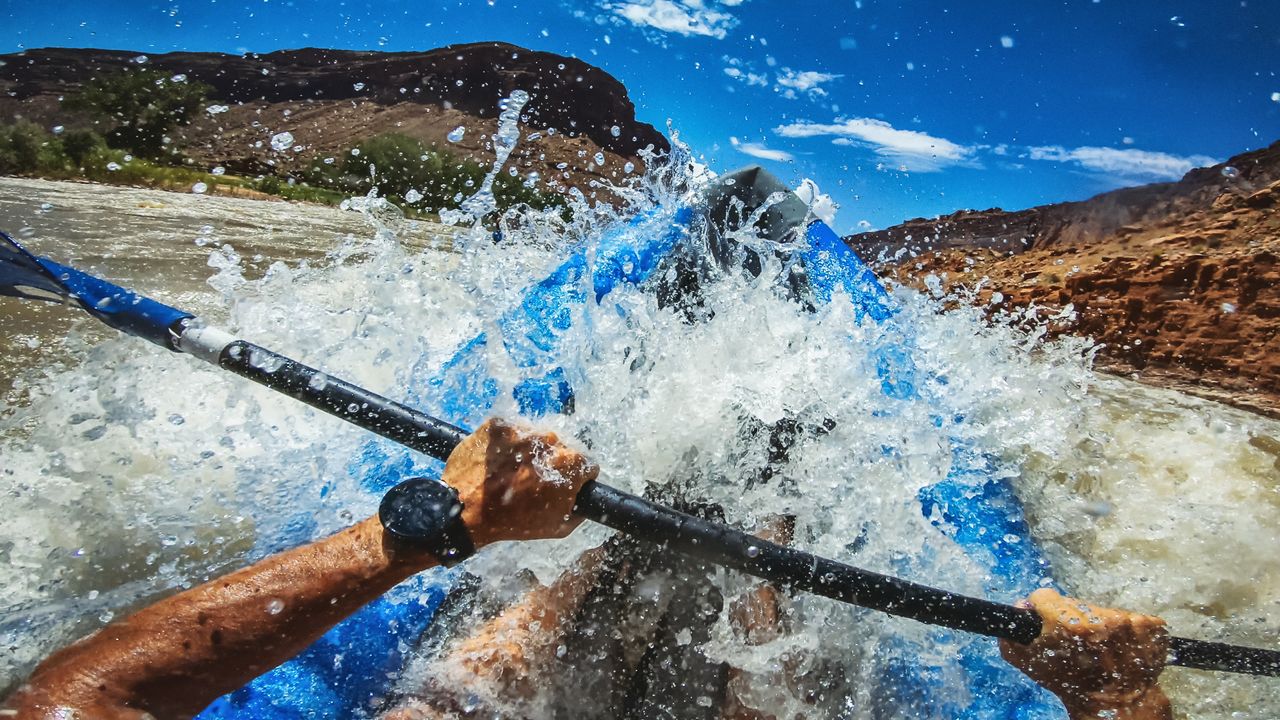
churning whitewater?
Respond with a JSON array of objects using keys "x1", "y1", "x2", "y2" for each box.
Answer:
[{"x1": 1, "y1": 104, "x2": 1277, "y2": 719}]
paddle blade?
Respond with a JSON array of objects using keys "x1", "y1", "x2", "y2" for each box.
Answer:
[
  {"x1": 0, "y1": 231, "x2": 73, "y2": 304},
  {"x1": 0, "y1": 229, "x2": 192, "y2": 350}
]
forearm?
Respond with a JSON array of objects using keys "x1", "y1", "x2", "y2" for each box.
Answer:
[{"x1": 7, "y1": 515, "x2": 436, "y2": 719}]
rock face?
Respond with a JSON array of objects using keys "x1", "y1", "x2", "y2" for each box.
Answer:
[
  {"x1": 847, "y1": 141, "x2": 1280, "y2": 416},
  {"x1": 0, "y1": 43, "x2": 670, "y2": 201}
]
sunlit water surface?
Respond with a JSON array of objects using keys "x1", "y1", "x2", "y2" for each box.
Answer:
[{"x1": 0, "y1": 159, "x2": 1277, "y2": 719}]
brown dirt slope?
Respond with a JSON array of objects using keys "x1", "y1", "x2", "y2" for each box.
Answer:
[
  {"x1": 0, "y1": 43, "x2": 670, "y2": 203},
  {"x1": 846, "y1": 141, "x2": 1280, "y2": 416}
]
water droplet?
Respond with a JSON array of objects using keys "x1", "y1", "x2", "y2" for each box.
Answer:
[
  {"x1": 170, "y1": 73, "x2": 188, "y2": 83},
  {"x1": 593, "y1": 152, "x2": 606, "y2": 166},
  {"x1": 207, "y1": 104, "x2": 229, "y2": 115},
  {"x1": 1222, "y1": 302, "x2": 1237, "y2": 314},
  {"x1": 447, "y1": 126, "x2": 465, "y2": 143},
  {"x1": 266, "y1": 599, "x2": 285, "y2": 615},
  {"x1": 106, "y1": 162, "x2": 121, "y2": 172},
  {"x1": 1272, "y1": 92, "x2": 1280, "y2": 103},
  {"x1": 1221, "y1": 166, "x2": 1240, "y2": 179},
  {"x1": 211, "y1": 166, "x2": 226, "y2": 176},
  {"x1": 404, "y1": 188, "x2": 423, "y2": 203},
  {"x1": 191, "y1": 182, "x2": 208, "y2": 194},
  {"x1": 623, "y1": 161, "x2": 635, "y2": 174},
  {"x1": 133, "y1": 55, "x2": 148, "y2": 64},
  {"x1": 746, "y1": 545, "x2": 760, "y2": 558},
  {"x1": 610, "y1": 125, "x2": 621, "y2": 137},
  {"x1": 51, "y1": 125, "x2": 64, "y2": 135},
  {"x1": 168, "y1": 413, "x2": 186, "y2": 426},
  {"x1": 270, "y1": 131, "x2": 295, "y2": 152},
  {"x1": 353, "y1": 82, "x2": 365, "y2": 91}
]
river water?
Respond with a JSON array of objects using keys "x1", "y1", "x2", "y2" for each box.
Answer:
[{"x1": 1, "y1": 175, "x2": 1277, "y2": 718}]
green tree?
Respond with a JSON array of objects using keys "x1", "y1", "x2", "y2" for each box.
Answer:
[{"x1": 64, "y1": 69, "x2": 211, "y2": 160}]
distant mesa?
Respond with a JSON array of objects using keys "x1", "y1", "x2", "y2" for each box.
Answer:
[{"x1": 0, "y1": 42, "x2": 670, "y2": 202}]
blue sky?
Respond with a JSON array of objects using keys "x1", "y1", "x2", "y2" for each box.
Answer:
[{"x1": 6, "y1": 0, "x2": 1280, "y2": 232}]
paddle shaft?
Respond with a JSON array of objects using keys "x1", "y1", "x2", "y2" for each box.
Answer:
[{"x1": 215, "y1": 338, "x2": 1280, "y2": 677}]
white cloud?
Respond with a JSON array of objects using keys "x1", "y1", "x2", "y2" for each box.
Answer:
[
  {"x1": 774, "y1": 117, "x2": 975, "y2": 172},
  {"x1": 774, "y1": 68, "x2": 842, "y2": 99},
  {"x1": 730, "y1": 136, "x2": 794, "y2": 162},
  {"x1": 604, "y1": 0, "x2": 745, "y2": 39},
  {"x1": 1025, "y1": 145, "x2": 1218, "y2": 181},
  {"x1": 723, "y1": 65, "x2": 768, "y2": 86},
  {"x1": 722, "y1": 55, "x2": 768, "y2": 86}
]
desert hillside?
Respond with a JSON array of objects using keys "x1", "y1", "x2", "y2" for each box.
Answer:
[{"x1": 846, "y1": 141, "x2": 1280, "y2": 416}]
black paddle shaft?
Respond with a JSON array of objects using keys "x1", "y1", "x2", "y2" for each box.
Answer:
[{"x1": 218, "y1": 340, "x2": 1280, "y2": 677}]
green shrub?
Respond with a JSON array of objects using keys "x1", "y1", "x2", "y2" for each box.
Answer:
[
  {"x1": 0, "y1": 122, "x2": 51, "y2": 174},
  {"x1": 61, "y1": 129, "x2": 106, "y2": 167},
  {"x1": 304, "y1": 132, "x2": 567, "y2": 217},
  {"x1": 256, "y1": 175, "x2": 282, "y2": 195}
]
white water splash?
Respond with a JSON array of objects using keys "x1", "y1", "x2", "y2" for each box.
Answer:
[
  {"x1": 0, "y1": 127, "x2": 1277, "y2": 719},
  {"x1": 440, "y1": 89, "x2": 531, "y2": 230}
]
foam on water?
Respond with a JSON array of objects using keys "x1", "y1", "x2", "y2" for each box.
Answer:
[{"x1": 0, "y1": 113, "x2": 1277, "y2": 718}]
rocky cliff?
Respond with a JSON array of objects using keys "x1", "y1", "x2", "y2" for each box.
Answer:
[
  {"x1": 0, "y1": 44, "x2": 669, "y2": 202},
  {"x1": 847, "y1": 141, "x2": 1280, "y2": 416}
]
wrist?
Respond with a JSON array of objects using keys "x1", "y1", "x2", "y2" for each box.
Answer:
[{"x1": 460, "y1": 504, "x2": 497, "y2": 548}]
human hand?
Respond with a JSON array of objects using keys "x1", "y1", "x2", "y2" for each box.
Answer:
[
  {"x1": 444, "y1": 418, "x2": 598, "y2": 547},
  {"x1": 1000, "y1": 589, "x2": 1172, "y2": 720},
  {"x1": 729, "y1": 515, "x2": 795, "y2": 646}
]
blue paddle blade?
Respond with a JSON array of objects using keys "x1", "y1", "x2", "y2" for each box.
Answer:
[
  {"x1": 0, "y1": 230, "x2": 193, "y2": 350},
  {"x1": 0, "y1": 230, "x2": 73, "y2": 303}
]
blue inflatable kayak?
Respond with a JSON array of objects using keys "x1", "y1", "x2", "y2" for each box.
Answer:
[{"x1": 200, "y1": 166, "x2": 1062, "y2": 719}]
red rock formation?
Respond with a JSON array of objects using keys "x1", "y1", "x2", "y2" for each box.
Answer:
[{"x1": 847, "y1": 141, "x2": 1280, "y2": 416}]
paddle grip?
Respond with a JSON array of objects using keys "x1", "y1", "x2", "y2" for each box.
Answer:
[{"x1": 210, "y1": 340, "x2": 1280, "y2": 677}]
